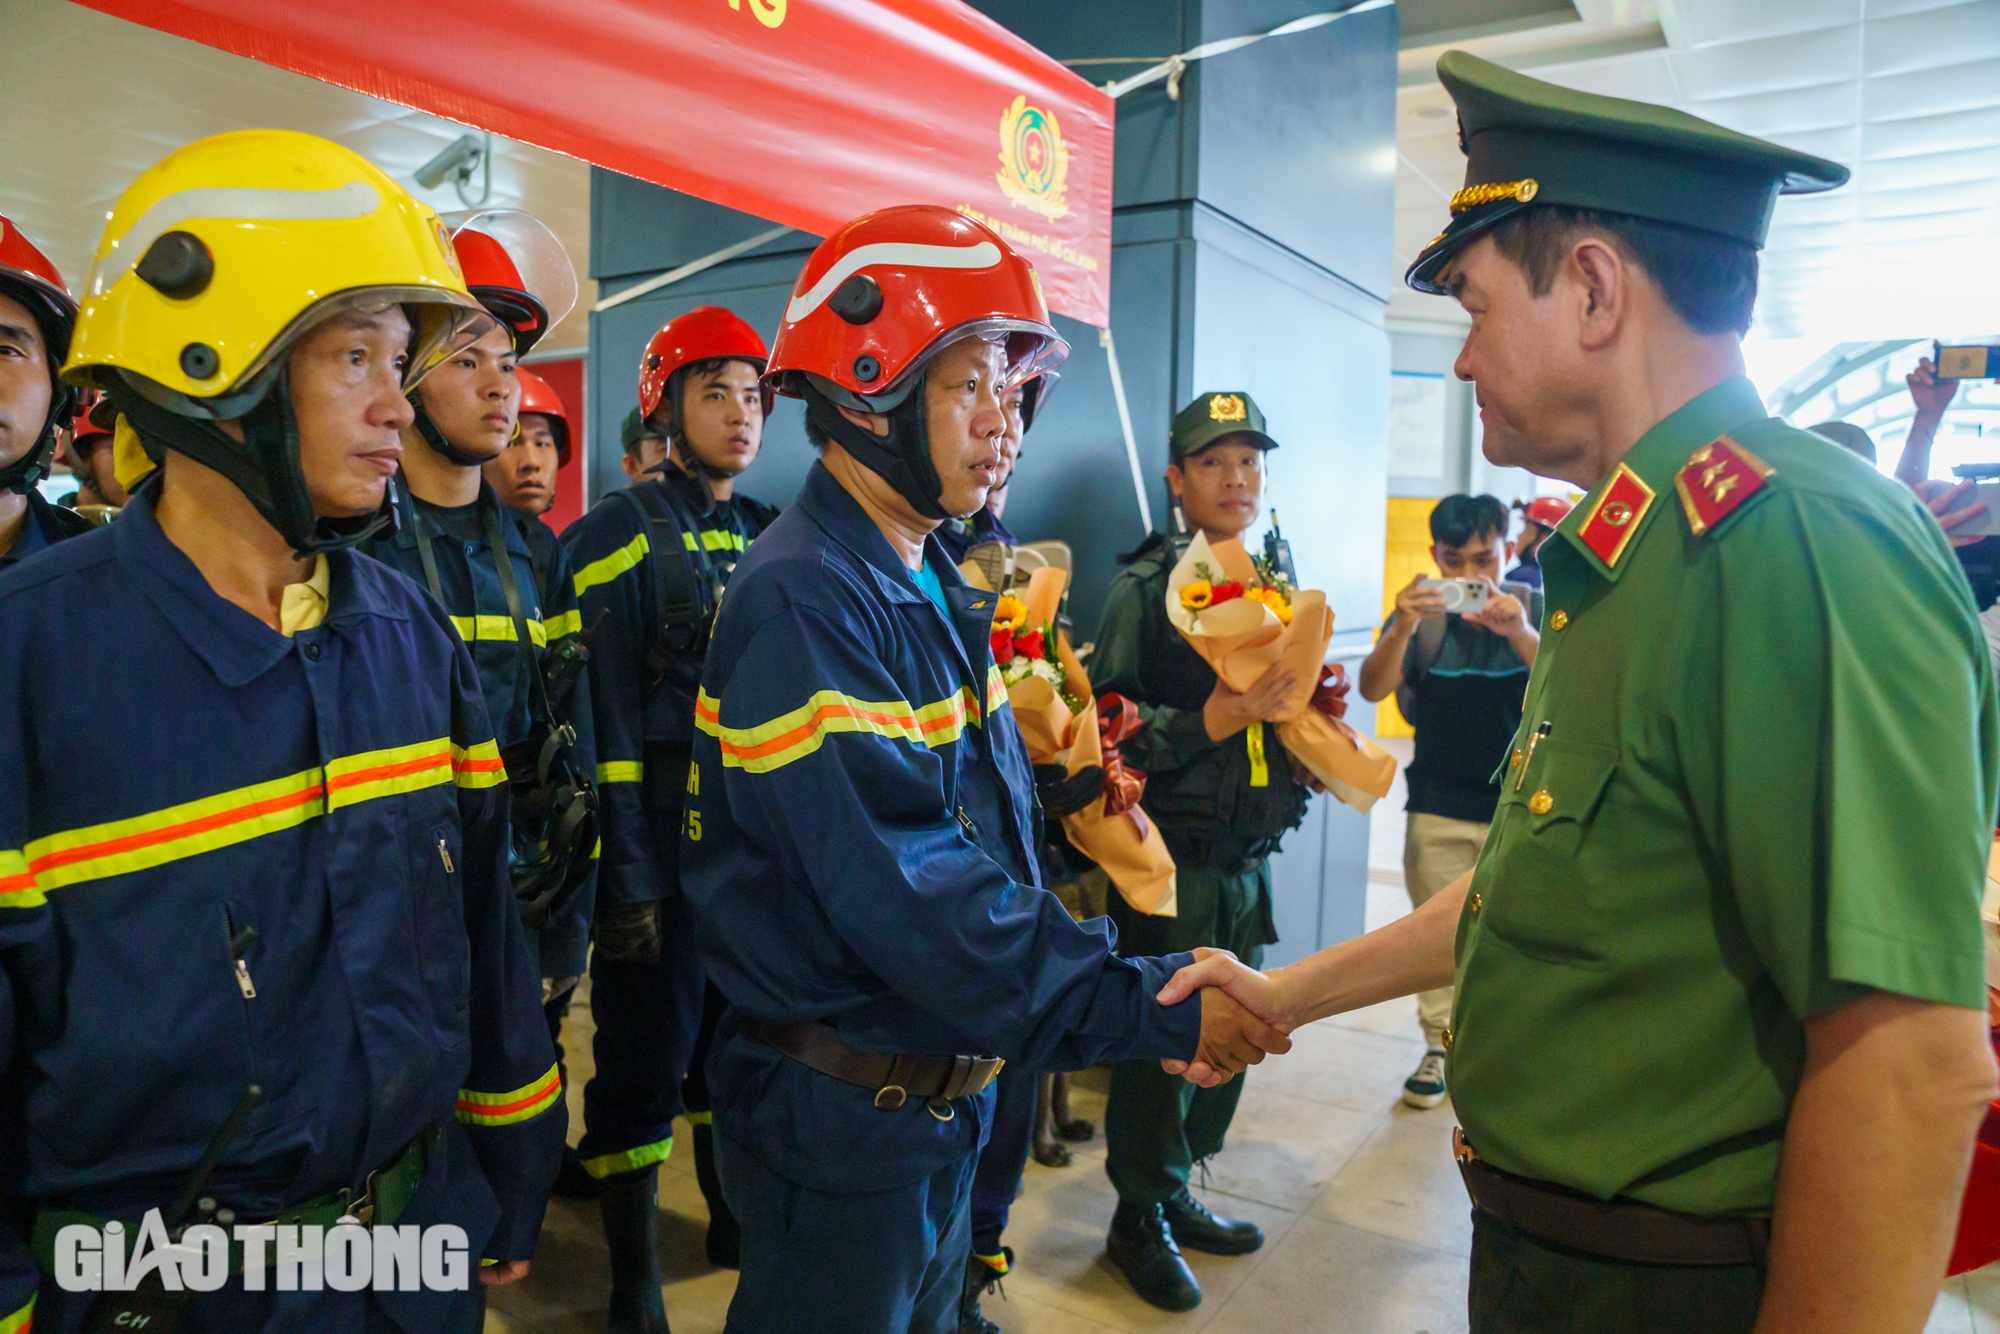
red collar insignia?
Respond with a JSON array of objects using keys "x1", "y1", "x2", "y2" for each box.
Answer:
[
  {"x1": 1574, "y1": 463, "x2": 1656, "y2": 568},
  {"x1": 1675, "y1": 436, "x2": 1774, "y2": 536}
]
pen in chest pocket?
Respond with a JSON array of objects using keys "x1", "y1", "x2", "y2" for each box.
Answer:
[{"x1": 1514, "y1": 720, "x2": 1552, "y2": 793}]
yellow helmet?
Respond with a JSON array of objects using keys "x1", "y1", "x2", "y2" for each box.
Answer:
[{"x1": 63, "y1": 129, "x2": 494, "y2": 552}]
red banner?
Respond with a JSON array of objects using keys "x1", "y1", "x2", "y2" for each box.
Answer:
[{"x1": 74, "y1": 0, "x2": 1115, "y2": 326}]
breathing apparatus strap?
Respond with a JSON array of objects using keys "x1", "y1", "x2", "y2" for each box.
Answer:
[{"x1": 801, "y1": 379, "x2": 949, "y2": 522}]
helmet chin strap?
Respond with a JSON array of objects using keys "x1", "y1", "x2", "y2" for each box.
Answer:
[
  {"x1": 0, "y1": 372, "x2": 76, "y2": 497},
  {"x1": 413, "y1": 403, "x2": 500, "y2": 469},
  {"x1": 107, "y1": 374, "x2": 387, "y2": 558},
  {"x1": 802, "y1": 377, "x2": 950, "y2": 522}
]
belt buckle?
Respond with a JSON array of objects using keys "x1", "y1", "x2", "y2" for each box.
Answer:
[
  {"x1": 1452, "y1": 1127, "x2": 1476, "y2": 1166},
  {"x1": 874, "y1": 1085, "x2": 907, "y2": 1111}
]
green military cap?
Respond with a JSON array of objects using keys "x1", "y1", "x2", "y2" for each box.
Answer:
[
  {"x1": 620, "y1": 405, "x2": 660, "y2": 451},
  {"x1": 1406, "y1": 51, "x2": 1849, "y2": 295},
  {"x1": 1171, "y1": 392, "x2": 1278, "y2": 462}
]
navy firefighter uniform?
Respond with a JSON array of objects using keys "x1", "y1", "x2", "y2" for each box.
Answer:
[
  {"x1": 0, "y1": 494, "x2": 566, "y2": 1332},
  {"x1": 360, "y1": 478, "x2": 597, "y2": 980},
  {"x1": 563, "y1": 456, "x2": 777, "y2": 1181},
  {"x1": 681, "y1": 462, "x2": 1204, "y2": 1331}
]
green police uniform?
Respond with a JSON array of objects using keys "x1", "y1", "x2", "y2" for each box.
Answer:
[
  {"x1": 1092, "y1": 392, "x2": 1306, "y2": 1212},
  {"x1": 1409, "y1": 54, "x2": 1999, "y2": 1333}
]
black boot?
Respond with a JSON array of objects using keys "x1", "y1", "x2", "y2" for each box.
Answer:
[
  {"x1": 555, "y1": 1145, "x2": 598, "y2": 1199},
  {"x1": 599, "y1": 1170, "x2": 670, "y2": 1334},
  {"x1": 957, "y1": 1246, "x2": 1010, "y2": 1334},
  {"x1": 1162, "y1": 1189, "x2": 1264, "y2": 1256},
  {"x1": 1106, "y1": 1201, "x2": 1201, "y2": 1312},
  {"x1": 690, "y1": 1122, "x2": 740, "y2": 1269}
]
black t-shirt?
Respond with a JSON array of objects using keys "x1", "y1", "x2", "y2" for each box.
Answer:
[{"x1": 1392, "y1": 613, "x2": 1529, "y2": 824}]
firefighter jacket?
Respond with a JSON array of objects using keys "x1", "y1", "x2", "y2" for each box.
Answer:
[
  {"x1": 1094, "y1": 533, "x2": 1311, "y2": 868},
  {"x1": 0, "y1": 490, "x2": 91, "y2": 572},
  {"x1": 0, "y1": 495, "x2": 565, "y2": 1329},
  {"x1": 561, "y1": 463, "x2": 777, "y2": 909},
  {"x1": 679, "y1": 462, "x2": 1202, "y2": 1193},
  {"x1": 360, "y1": 480, "x2": 596, "y2": 977}
]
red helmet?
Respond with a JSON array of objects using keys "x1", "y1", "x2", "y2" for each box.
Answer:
[
  {"x1": 0, "y1": 215, "x2": 77, "y2": 493},
  {"x1": 1522, "y1": 496, "x2": 1574, "y2": 529},
  {"x1": 638, "y1": 305, "x2": 772, "y2": 427},
  {"x1": 765, "y1": 205, "x2": 1067, "y2": 412},
  {"x1": 515, "y1": 367, "x2": 570, "y2": 466},
  {"x1": 70, "y1": 389, "x2": 110, "y2": 442},
  {"x1": 444, "y1": 210, "x2": 576, "y2": 357}
]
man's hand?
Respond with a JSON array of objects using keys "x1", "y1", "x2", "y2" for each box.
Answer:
[
  {"x1": 1156, "y1": 948, "x2": 1298, "y2": 1085},
  {"x1": 1911, "y1": 479, "x2": 1986, "y2": 549},
  {"x1": 1465, "y1": 578, "x2": 1540, "y2": 665},
  {"x1": 1393, "y1": 571, "x2": 1448, "y2": 624},
  {"x1": 1908, "y1": 356, "x2": 1960, "y2": 423},
  {"x1": 1176, "y1": 983, "x2": 1293, "y2": 1088},
  {"x1": 1203, "y1": 659, "x2": 1298, "y2": 742},
  {"x1": 1466, "y1": 580, "x2": 1526, "y2": 636},
  {"x1": 480, "y1": 1260, "x2": 531, "y2": 1287}
]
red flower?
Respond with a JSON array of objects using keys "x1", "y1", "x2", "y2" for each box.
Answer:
[
  {"x1": 1209, "y1": 581, "x2": 1245, "y2": 605},
  {"x1": 990, "y1": 628, "x2": 1015, "y2": 663},
  {"x1": 1013, "y1": 628, "x2": 1046, "y2": 660}
]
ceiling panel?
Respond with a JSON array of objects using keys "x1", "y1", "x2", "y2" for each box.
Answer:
[
  {"x1": 1390, "y1": 0, "x2": 2000, "y2": 341},
  {"x1": 0, "y1": 0, "x2": 594, "y2": 354}
]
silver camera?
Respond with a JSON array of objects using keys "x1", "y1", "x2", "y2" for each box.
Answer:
[{"x1": 1420, "y1": 577, "x2": 1489, "y2": 614}]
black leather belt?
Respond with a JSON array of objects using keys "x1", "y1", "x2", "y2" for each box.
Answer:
[
  {"x1": 1454, "y1": 1128, "x2": 1770, "y2": 1268},
  {"x1": 743, "y1": 1019, "x2": 1004, "y2": 1114}
]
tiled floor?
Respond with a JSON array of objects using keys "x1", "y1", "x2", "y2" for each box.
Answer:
[{"x1": 489, "y1": 736, "x2": 1995, "y2": 1332}]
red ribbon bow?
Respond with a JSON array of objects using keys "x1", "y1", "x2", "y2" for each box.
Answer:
[
  {"x1": 1095, "y1": 692, "x2": 1148, "y2": 816},
  {"x1": 1311, "y1": 663, "x2": 1350, "y2": 720}
]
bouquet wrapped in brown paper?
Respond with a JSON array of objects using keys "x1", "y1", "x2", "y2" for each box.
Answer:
[
  {"x1": 986, "y1": 565, "x2": 1179, "y2": 917},
  {"x1": 1163, "y1": 532, "x2": 1396, "y2": 813}
]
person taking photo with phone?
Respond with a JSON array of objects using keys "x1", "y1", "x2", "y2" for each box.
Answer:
[{"x1": 1358, "y1": 493, "x2": 1538, "y2": 1109}]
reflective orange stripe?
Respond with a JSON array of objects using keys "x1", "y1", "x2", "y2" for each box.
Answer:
[{"x1": 457, "y1": 1064, "x2": 563, "y2": 1126}]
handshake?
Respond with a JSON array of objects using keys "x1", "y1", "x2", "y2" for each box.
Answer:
[{"x1": 1158, "y1": 947, "x2": 1299, "y2": 1088}]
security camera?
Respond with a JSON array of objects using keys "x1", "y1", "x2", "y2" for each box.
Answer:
[{"x1": 414, "y1": 134, "x2": 484, "y2": 191}]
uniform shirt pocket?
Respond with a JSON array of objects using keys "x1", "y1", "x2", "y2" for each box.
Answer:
[
  {"x1": 1482, "y1": 737, "x2": 1621, "y2": 968},
  {"x1": 410, "y1": 817, "x2": 472, "y2": 1049}
]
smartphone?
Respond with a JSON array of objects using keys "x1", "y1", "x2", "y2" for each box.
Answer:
[
  {"x1": 1419, "y1": 577, "x2": 1489, "y2": 614},
  {"x1": 1936, "y1": 342, "x2": 1999, "y2": 380},
  {"x1": 1935, "y1": 480, "x2": 2000, "y2": 537}
]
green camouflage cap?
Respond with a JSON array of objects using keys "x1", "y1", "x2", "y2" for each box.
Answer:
[
  {"x1": 1171, "y1": 392, "x2": 1278, "y2": 462},
  {"x1": 620, "y1": 405, "x2": 662, "y2": 453},
  {"x1": 1406, "y1": 51, "x2": 1849, "y2": 295}
]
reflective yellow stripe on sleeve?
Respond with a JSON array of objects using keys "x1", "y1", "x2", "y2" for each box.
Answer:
[
  {"x1": 544, "y1": 608, "x2": 583, "y2": 640},
  {"x1": 451, "y1": 739, "x2": 509, "y2": 790},
  {"x1": 695, "y1": 681, "x2": 982, "y2": 774},
  {"x1": 0, "y1": 1294, "x2": 32, "y2": 1334},
  {"x1": 457, "y1": 1063, "x2": 563, "y2": 1126},
  {"x1": 985, "y1": 664, "x2": 1008, "y2": 715},
  {"x1": 573, "y1": 532, "x2": 650, "y2": 597},
  {"x1": 0, "y1": 851, "x2": 41, "y2": 910},
  {"x1": 597, "y1": 761, "x2": 644, "y2": 784},
  {"x1": 1246, "y1": 720, "x2": 1269, "y2": 787}
]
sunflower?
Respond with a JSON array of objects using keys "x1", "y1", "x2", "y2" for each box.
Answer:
[
  {"x1": 993, "y1": 593, "x2": 1028, "y2": 634},
  {"x1": 1251, "y1": 585, "x2": 1293, "y2": 624},
  {"x1": 1180, "y1": 579, "x2": 1213, "y2": 611}
]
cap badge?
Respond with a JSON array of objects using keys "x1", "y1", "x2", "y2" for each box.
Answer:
[
  {"x1": 1449, "y1": 179, "x2": 1539, "y2": 214},
  {"x1": 1208, "y1": 394, "x2": 1248, "y2": 423},
  {"x1": 1675, "y1": 436, "x2": 1774, "y2": 537},
  {"x1": 1574, "y1": 463, "x2": 1655, "y2": 568}
]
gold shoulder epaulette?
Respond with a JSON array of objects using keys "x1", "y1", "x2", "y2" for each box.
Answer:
[{"x1": 1675, "y1": 435, "x2": 1774, "y2": 536}]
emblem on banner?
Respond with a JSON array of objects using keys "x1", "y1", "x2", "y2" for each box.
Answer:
[{"x1": 997, "y1": 95, "x2": 1070, "y2": 221}]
